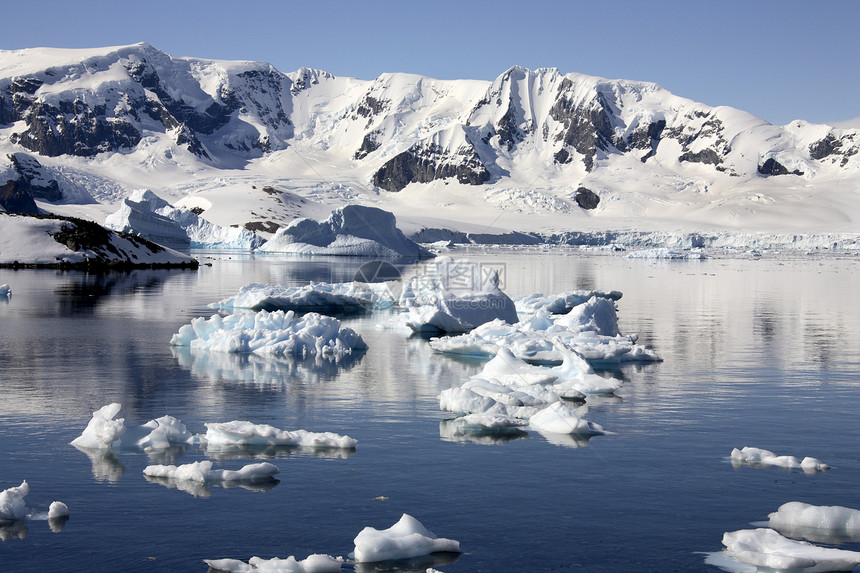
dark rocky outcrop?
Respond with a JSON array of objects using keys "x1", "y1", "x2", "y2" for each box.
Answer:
[
  {"x1": 372, "y1": 142, "x2": 490, "y2": 192},
  {"x1": 550, "y1": 82, "x2": 626, "y2": 171},
  {"x1": 574, "y1": 187, "x2": 600, "y2": 210},
  {"x1": 758, "y1": 157, "x2": 804, "y2": 176},
  {"x1": 0, "y1": 179, "x2": 39, "y2": 214}
]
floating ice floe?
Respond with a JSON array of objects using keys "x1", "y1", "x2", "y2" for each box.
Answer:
[
  {"x1": 353, "y1": 513, "x2": 461, "y2": 563},
  {"x1": 70, "y1": 403, "x2": 193, "y2": 452},
  {"x1": 209, "y1": 281, "x2": 397, "y2": 314},
  {"x1": 429, "y1": 297, "x2": 661, "y2": 365},
  {"x1": 201, "y1": 421, "x2": 357, "y2": 451},
  {"x1": 143, "y1": 460, "x2": 280, "y2": 484},
  {"x1": 439, "y1": 341, "x2": 612, "y2": 442},
  {"x1": 169, "y1": 309, "x2": 367, "y2": 361},
  {"x1": 0, "y1": 481, "x2": 68, "y2": 529},
  {"x1": 626, "y1": 248, "x2": 708, "y2": 260},
  {"x1": 105, "y1": 189, "x2": 265, "y2": 249},
  {"x1": 205, "y1": 553, "x2": 343, "y2": 573},
  {"x1": 397, "y1": 257, "x2": 518, "y2": 333},
  {"x1": 527, "y1": 401, "x2": 608, "y2": 436},
  {"x1": 730, "y1": 447, "x2": 830, "y2": 473},
  {"x1": 258, "y1": 204, "x2": 431, "y2": 258},
  {"x1": 0, "y1": 481, "x2": 30, "y2": 521},
  {"x1": 71, "y1": 404, "x2": 356, "y2": 461},
  {"x1": 709, "y1": 528, "x2": 860, "y2": 572},
  {"x1": 768, "y1": 502, "x2": 860, "y2": 543},
  {"x1": 512, "y1": 290, "x2": 622, "y2": 315}
]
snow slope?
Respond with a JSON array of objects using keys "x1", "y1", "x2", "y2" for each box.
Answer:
[{"x1": 1, "y1": 43, "x2": 858, "y2": 249}]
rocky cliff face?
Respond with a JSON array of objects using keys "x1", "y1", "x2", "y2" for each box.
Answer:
[{"x1": 1, "y1": 44, "x2": 858, "y2": 199}]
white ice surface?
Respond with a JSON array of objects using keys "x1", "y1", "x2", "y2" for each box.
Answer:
[
  {"x1": 712, "y1": 528, "x2": 860, "y2": 572},
  {"x1": 105, "y1": 188, "x2": 264, "y2": 249},
  {"x1": 527, "y1": 401, "x2": 608, "y2": 436},
  {"x1": 201, "y1": 421, "x2": 357, "y2": 450},
  {"x1": 730, "y1": 447, "x2": 830, "y2": 473},
  {"x1": 170, "y1": 309, "x2": 367, "y2": 361},
  {"x1": 205, "y1": 554, "x2": 343, "y2": 573},
  {"x1": 768, "y1": 502, "x2": 860, "y2": 540},
  {"x1": 398, "y1": 257, "x2": 518, "y2": 333},
  {"x1": 143, "y1": 460, "x2": 280, "y2": 483},
  {"x1": 352, "y1": 513, "x2": 461, "y2": 563},
  {"x1": 47, "y1": 501, "x2": 70, "y2": 519},
  {"x1": 69, "y1": 403, "x2": 193, "y2": 451},
  {"x1": 209, "y1": 282, "x2": 397, "y2": 314},
  {"x1": 429, "y1": 297, "x2": 660, "y2": 365},
  {"x1": 258, "y1": 204, "x2": 429, "y2": 258},
  {"x1": 0, "y1": 481, "x2": 29, "y2": 521}
]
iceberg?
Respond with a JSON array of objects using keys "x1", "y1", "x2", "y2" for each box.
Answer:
[
  {"x1": 169, "y1": 309, "x2": 367, "y2": 361},
  {"x1": 201, "y1": 420, "x2": 357, "y2": 450},
  {"x1": 70, "y1": 403, "x2": 194, "y2": 452},
  {"x1": 429, "y1": 297, "x2": 661, "y2": 365},
  {"x1": 209, "y1": 281, "x2": 397, "y2": 314},
  {"x1": 258, "y1": 204, "x2": 431, "y2": 258},
  {"x1": 513, "y1": 290, "x2": 623, "y2": 315},
  {"x1": 730, "y1": 447, "x2": 830, "y2": 473},
  {"x1": 712, "y1": 528, "x2": 860, "y2": 572},
  {"x1": 0, "y1": 481, "x2": 29, "y2": 521},
  {"x1": 142, "y1": 460, "x2": 280, "y2": 483},
  {"x1": 105, "y1": 189, "x2": 264, "y2": 249},
  {"x1": 352, "y1": 513, "x2": 461, "y2": 563},
  {"x1": 768, "y1": 502, "x2": 860, "y2": 543},
  {"x1": 527, "y1": 401, "x2": 608, "y2": 436},
  {"x1": 399, "y1": 257, "x2": 518, "y2": 333},
  {"x1": 47, "y1": 501, "x2": 69, "y2": 520},
  {"x1": 205, "y1": 554, "x2": 343, "y2": 573}
]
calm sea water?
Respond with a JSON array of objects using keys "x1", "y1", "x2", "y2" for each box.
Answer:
[{"x1": 1, "y1": 248, "x2": 859, "y2": 572}]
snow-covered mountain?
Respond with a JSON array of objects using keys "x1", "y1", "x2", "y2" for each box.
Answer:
[{"x1": 1, "y1": 43, "x2": 858, "y2": 246}]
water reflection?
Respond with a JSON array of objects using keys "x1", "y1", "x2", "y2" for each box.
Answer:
[
  {"x1": 51, "y1": 269, "x2": 191, "y2": 315},
  {"x1": 72, "y1": 445, "x2": 125, "y2": 483},
  {"x1": 439, "y1": 418, "x2": 528, "y2": 445},
  {"x1": 353, "y1": 551, "x2": 461, "y2": 573},
  {"x1": 0, "y1": 521, "x2": 28, "y2": 541},
  {"x1": 143, "y1": 474, "x2": 279, "y2": 498},
  {"x1": 203, "y1": 444, "x2": 356, "y2": 461},
  {"x1": 171, "y1": 346, "x2": 363, "y2": 388}
]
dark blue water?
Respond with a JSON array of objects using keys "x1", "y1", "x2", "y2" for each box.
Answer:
[{"x1": 1, "y1": 249, "x2": 859, "y2": 572}]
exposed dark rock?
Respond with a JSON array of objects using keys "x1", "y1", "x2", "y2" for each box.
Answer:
[
  {"x1": 758, "y1": 157, "x2": 804, "y2": 176},
  {"x1": 809, "y1": 134, "x2": 841, "y2": 160},
  {"x1": 574, "y1": 187, "x2": 600, "y2": 210},
  {"x1": 550, "y1": 81, "x2": 626, "y2": 171},
  {"x1": 8, "y1": 153, "x2": 61, "y2": 201},
  {"x1": 0, "y1": 179, "x2": 39, "y2": 214},
  {"x1": 372, "y1": 142, "x2": 490, "y2": 192},
  {"x1": 496, "y1": 103, "x2": 525, "y2": 151},
  {"x1": 354, "y1": 131, "x2": 381, "y2": 160},
  {"x1": 679, "y1": 148, "x2": 721, "y2": 165},
  {"x1": 245, "y1": 220, "x2": 281, "y2": 234}
]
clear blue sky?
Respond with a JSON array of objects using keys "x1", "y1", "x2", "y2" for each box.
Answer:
[{"x1": 2, "y1": 0, "x2": 857, "y2": 126}]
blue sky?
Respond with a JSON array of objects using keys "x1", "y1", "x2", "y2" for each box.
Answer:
[{"x1": 2, "y1": 0, "x2": 857, "y2": 126}]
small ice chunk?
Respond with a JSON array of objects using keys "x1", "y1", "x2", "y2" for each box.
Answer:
[
  {"x1": 143, "y1": 460, "x2": 280, "y2": 483},
  {"x1": 730, "y1": 447, "x2": 830, "y2": 473},
  {"x1": 0, "y1": 481, "x2": 29, "y2": 521},
  {"x1": 528, "y1": 402, "x2": 607, "y2": 436},
  {"x1": 0, "y1": 284, "x2": 10, "y2": 297},
  {"x1": 719, "y1": 528, "x2": 860, "y2": 572},
  {"x1": 768, "y1": 502, "x2": 860, "y2": 540},
  {"x1": 209, "y1": 281, "x2": 397, "y2": 314},
  {"x1": 201, "y1": 421, "x2": 357, "y2": 450},
  {"x1": 170, "y1": 310, "x2": 367, "y2": 361},
  {"x1": 205, "y1": 553, "x2": 342, "y2": 572},
  {"x1": 70, "y1": 403, "x2": 126, "y2": 450},
  {"x1": 48, "y1": 501, "x2": 69, "y2": 519},
  {"x1": 353, "y1": 513, "x2": 461, "y2": 563}
]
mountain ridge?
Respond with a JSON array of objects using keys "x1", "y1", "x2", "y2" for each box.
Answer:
[{"x1": 0, "y1": 43, "x2": 858, "y2": 243}]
